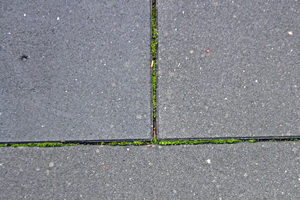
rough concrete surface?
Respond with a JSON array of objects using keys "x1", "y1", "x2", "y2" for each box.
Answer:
[
  {"x1": 0, "y1": 0, "x2": 152, "y2": 142},
  {"x1": 157, "y1": 0, "x2": 300, "y2": 139},
  {"x1": 0, "y1": 142, "x2": 300, "y2": 199}
]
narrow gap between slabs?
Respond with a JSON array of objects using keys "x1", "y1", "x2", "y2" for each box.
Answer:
[
  {"x1": 1, "y1": 137, "x2": 299, "y2": 147},
  {"x1": 151, "y1": 0, "x2": 158, "y2": 142}
]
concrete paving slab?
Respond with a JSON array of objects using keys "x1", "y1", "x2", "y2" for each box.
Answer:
[
  {"x1": 0, "y1": 142, "x2": 300, "y2": 199},
  {"x1": 0, "y1": 0, "x2": 152, "y2": 142},
  {"x1": 157, "y1": 0, "x2": 300, "y2": 139}
]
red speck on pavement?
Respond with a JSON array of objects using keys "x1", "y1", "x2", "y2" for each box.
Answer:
[
  {"x1": 105, "y1": 165, "x2": 109, "y2": 169},
  {"x1": 206, "y1": 49, "x2": 210, "y2": 53}
]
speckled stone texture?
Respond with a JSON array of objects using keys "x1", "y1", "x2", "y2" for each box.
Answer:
[
  {"x1": 157, "y1": 0, "x2": 300, "y2": 139},
  {"x1": 0, "y1": 142, "x2": 300, "y2": 199},
  {"x1": 0, "y1": 0, "x2": 152, "y2": 142}
]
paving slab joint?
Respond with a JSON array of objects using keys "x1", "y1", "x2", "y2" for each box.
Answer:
[
  {"x1": 1, "y1": 137, "x2": 299, "y2": 147},
  {"x1": 151, "y1": 0, "x2": 158, "y2": 140}
]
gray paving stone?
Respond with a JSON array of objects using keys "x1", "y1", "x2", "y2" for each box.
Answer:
[
  {"x1": 0, "y1": 0, "x2": 152, "y2": 142},
  {"x1": 157, "y1": 0, "x2": 300, "y2": 139},
  {"x1": 0, "y1": 142, "x2": 300, "y2": 199}
]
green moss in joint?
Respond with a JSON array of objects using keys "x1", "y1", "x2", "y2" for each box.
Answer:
[
  {"x1": 248, "y1": 139, "x2": 258, "y2": 143},
  {"x1": 133, "y1": 141, "x2": 147, "y2": 145},
  {"x1": 108, "y1": 142, "x2": 119, "y2": 146},
  {"x1": 152, "y1": 0, "x2": 158, "y2": 120},
  {"x1": 7, "y1": 142, "x2": 80, "y2": 147},
  {"x1": 0, "y1": 138, "x2": 299, "y2": 148}
]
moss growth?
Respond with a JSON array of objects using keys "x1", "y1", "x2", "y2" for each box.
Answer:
[
  {"x1": 117, "y1": 141, "x2": 128, "y2": 146},
  {"x1": 108, "y1": 142, "x2": 119, "y2": 146},
  {"x1": 1, "y1": 138, "x2": 300, "y2": 147},
  {"x1": 158, "y1": 139, "x2": 244, "y2": 145},
  {"x1": 152, "y1": 136, "x2": 158, "y2": 144},
  {"x1": 159, "y1": 141, "x2": 179, "y2": 145},
  {"x1": 152, "y1": 0, "x2": 158, "y2": 119},
  {"x1": 192, "y1": 140, "x2": 209, "y2": 144},
  {"x1": 38, "y1": 143, "x2": 63, "y2": 147},
  {"x1": 132, "y1": 141, "x2": 147, "y2": 145},
  {"x1": 248, "y1": 139, "x2": 258, "y2": 143},
  {"x1": 210, "y1": 140, "x2": 225, "y2": 144},
  {"x1": 286, "y1": 139, "x2": 298, "y2": 141},
  {"x1": 5, "y1": 142, "x2": 80, "y2": 148}
]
